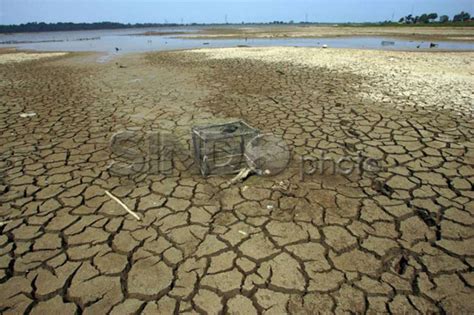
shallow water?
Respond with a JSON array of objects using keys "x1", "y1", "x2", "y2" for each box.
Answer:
[{"x1": 1, "y1": 26, "x2": 473, "y2": 61}]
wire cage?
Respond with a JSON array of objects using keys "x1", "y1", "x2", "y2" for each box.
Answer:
[{"x1": 192, "y1": 121, "x2": 260, "y2": 176}]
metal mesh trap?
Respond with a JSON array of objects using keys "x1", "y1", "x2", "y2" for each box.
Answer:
[{"x1": 192, "y1": 121, "x2": 260, "y2": 176}]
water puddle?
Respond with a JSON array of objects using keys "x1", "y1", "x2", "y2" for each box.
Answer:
[{"x1": 1, "y1": 27, "x2": 473, "y2": 53}]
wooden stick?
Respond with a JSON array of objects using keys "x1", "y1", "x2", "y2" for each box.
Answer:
[
  {"x1": 105, "y1": 190, "x2": 141, "y2": 221},
  {"x1": 227, "y1": 168, "x2": 252, "y2": 186}
]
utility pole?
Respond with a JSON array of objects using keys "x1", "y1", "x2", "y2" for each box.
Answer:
[
  {"x1": 305, "y1": 13, "x2": 308, "y2": 23},
  {"x1": 225, "y1": 14, "x2": 228, "y2": 24}
]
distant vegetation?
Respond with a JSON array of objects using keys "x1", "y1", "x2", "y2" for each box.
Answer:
[
  {"x1": 398, "y1": 11, "x2": 472, "y2": 24},
  {"x1": 0, "y1": 22, "x2": 181, "y2": 34},
  {"x1": 1, "y1": 12, "x2": 473, "y2": 34}
]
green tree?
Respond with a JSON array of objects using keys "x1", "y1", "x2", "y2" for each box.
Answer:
[
  {"x1": 439, "y1": 15, "x2": 449, "y2": 23},
  {"x1": 427, "y1": 13, "x2": 438, "y2": 21},
  {"x1": 418, "y1": 14, "x2": 429, "y2": 23},
  {"x1": 453, "y1": 11, "x2": 471, "y2": 22}
]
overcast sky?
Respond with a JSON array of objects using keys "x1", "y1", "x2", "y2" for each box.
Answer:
[{"x1": 1, "y1": 0, "x2": 473, "y2": 24}]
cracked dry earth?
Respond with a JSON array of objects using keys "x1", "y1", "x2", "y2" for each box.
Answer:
[{"x1": 0, "y1": 47, "x2": 473, "y2": 314}]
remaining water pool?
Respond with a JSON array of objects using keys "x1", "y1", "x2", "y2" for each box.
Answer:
[{"x1": 1, "y1": 26, "x2": 473, "y2": 60}]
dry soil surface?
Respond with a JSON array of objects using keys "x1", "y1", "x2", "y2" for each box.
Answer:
[
  {"x1": 0, "y1": 47, "x2": 473, "y2": 314},
  {"x1": 184, "y1": 25, "x2": 474, "y2": 41}
]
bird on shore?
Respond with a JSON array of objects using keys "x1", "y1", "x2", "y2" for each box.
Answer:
[{"x1": 115, "y1": 47, "x2": 120, "y2": 52}]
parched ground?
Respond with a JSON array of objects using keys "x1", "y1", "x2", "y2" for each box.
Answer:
[{"x1": 0, "y1": 47, "x2": 473, "y2": 314}]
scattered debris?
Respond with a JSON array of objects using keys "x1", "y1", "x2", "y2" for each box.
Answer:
[
  {"x1": 276, "y1": 70, "x2": 285, "y2": 75},
  {"x1": 322, "y1": 44, "x2": 328, "y2": 49},
  {"x1": 115, "y1": 47, "x2": 120, "y2": 52},
  {"x1": 105, "y1": 190, "x2": 141, "y2": 221},
  {"x1": 203, "y1": 42, "x2": 210, "y2": 45},
  {"x1": 381, "y1": 40, "x2": 395, "y2": 46},
  {"x1": 267, "y1": 96, "x2": 279, "y2": 104},
  {"x1": 273, "y1": 181, "x2": 296, "y2": 197},
  {"x1": 267, "y1": 205, "x2": 274, "y2": 210},
  {"x1": 429, "y1": 42, "x2": 438, "y2": 48},
  {"x1": 19, "y1": 112, "x2": 36, "y2": 118},
  {"x1": 227, "y1": 168, "x2": 253, "y2": 186},
  {"x1": 272, "y1": 180, "x2": 290, "y2": 191},
  {"x1": 238, "y1": 230, "x2": 248, "y2": 236},
  {"x1": 0, "y1": 220, "x2": 12, "y2": 226}
]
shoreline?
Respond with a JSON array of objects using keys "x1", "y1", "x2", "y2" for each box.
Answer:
[
  {"x1": 2, "y1": 45, "x2": 474, "y2": 60},
  {"x1": 181, "y1": 25, "x2": 474, "y2": 42},
  {"x1": 179, "y1": 32, "x2": 474, "y2": 42}
]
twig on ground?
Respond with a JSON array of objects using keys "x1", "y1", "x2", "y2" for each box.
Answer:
[
  {"x1": 105, "y1": 190, "x2": 141, "y2": 221},
  {"x1": 227, "y1": 168, "x2": 252, "y2": 186},
  {"x1": 267, "y1": 96, "x2": 279, "y2": 104}
]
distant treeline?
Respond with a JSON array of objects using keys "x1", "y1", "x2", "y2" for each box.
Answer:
[
  {"x1": 398, "y1": 11, "x2": 472, "y2": 24},
  {"x1": 1, "y1": 17, "x2": 474, "y2": 34},
  {"x1": 0, "y1": 22, "x2": 182, "y2": 34}
]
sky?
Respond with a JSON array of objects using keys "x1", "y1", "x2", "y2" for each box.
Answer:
[{"x1": 0, "y1": 0, "x2": 473, "y2": 25}]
